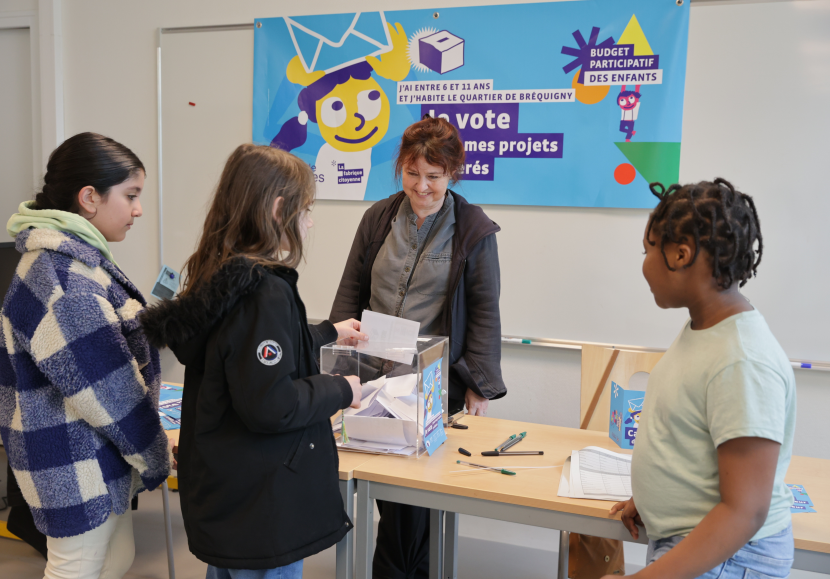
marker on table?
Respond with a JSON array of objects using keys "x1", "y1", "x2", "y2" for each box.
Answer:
[
  {"x1": 500, "y1": 431, "x2": 527, "y2": 451},
  {"x1": 502, "y1": 337, "x2": 532, "y2": 344},
  {"x1": 458, "y1": 448, "x2": 472, "y2": 457},
  {"x1": 457, "y1": 460, "x2": 516, "y2": 476},
  {"x1": 495, "y1": 434, "x2": 516, "y2": 451}
]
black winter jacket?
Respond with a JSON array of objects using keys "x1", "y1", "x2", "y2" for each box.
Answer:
[
  {"x1": 329, "y1": 190, "x2": 506, "y2": 404},
  {"x1": 140, "y1": 259, "x2": 353, "y2": 569}
]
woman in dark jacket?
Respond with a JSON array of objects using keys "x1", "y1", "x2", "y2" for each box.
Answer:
[
  {"x1": 141, "y1": 144, "x2": 365, "y2": 578},
  {"x1": 329, "y1": 116, "x2": 506, "y2": 579}
]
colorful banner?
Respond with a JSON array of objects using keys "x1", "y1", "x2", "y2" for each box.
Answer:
[
  {"x1": 422, "y1": 358, "x2": 447, "y2": 456},
  {"x1": 253, "y1": 0, "x2": 689, "y2": 208}
]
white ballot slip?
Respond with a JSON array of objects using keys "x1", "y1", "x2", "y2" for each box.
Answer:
[
  {"x1": 383, "y1": 374, "x2": 417, "y2": 397},
  {"x1": 358, "y1": 311, "x2": 420, "y2": 364},
  {"x1": 361, "y1": 310, "x2": 420, "y2": 345},
  {"x1": 557, "y1": 446, "x2": 632, "y2": 502}
]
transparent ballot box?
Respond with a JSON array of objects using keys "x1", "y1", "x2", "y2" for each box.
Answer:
[{"x1": 321, "y1": 337, "x2": 449, "y2": 458}]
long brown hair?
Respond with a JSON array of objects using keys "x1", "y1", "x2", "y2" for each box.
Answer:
[{"x1": 180, "y1": 144, "x2": 315, "y2": 296}]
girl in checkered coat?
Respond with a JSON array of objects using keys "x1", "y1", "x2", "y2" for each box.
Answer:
[{"x1": 0, "y1": 133, "x2": 171, "y2": 579}]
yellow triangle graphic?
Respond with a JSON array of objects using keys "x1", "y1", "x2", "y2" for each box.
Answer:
[{"x1": 617, "y1": 15, "x2": 653, "y2": 56}]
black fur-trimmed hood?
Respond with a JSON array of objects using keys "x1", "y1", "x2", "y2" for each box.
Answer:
[{"x1": 140, "y1": 258, "x2": 267, "y2": 351}]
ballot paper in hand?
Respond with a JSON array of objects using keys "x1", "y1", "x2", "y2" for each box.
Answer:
[
  {"x1": 557, "y1": 446, "x2": 633, "y2": 502},
  {"x1": 358, "y1": 311, "x2": 420, "y2": 364}
]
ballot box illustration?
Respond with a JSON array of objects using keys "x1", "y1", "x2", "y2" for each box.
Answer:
[
  {"x1": 418, "y1": 30, "x2": 465, "y2": 74},
  {"x1": 321, "y1": 336, "x2": 449, "y2": 457},
  {"x1": 609, "y1": 380, "x2": 645, "y2": 450}
]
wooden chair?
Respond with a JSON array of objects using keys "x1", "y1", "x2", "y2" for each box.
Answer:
[
  {"x1": 560, "y1": 346, "x2": 663, "y2": 578},
  {"x1": 580, "y1": 346, "x2": 663, "y2": 432}
]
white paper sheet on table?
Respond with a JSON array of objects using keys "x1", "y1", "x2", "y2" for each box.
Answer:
[{"x1": 557, "y1": 446, "x2": 632, "y2": 502}]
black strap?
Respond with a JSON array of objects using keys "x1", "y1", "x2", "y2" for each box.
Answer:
[{"x1": 395, "y1": 208, "x2": 442, "y2": 317}]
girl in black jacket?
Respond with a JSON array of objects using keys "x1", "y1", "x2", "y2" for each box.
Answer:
[{"x1": 141, "y1": 144, "x2": 365, "y2": 578}]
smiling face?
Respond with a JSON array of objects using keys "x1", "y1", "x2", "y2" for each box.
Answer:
[
  {"x1": 618, "y1": 94, "x2": 639, "y2": 110},
  {"x1": 402, "y1": 157, "x2": 450, "y2": 219},
  {"x1": 317, "y1": 76, "x2": 390, "y2": 152},
  {"x1": 84, "y1": 172, "x2": 145, "y2": 242}
]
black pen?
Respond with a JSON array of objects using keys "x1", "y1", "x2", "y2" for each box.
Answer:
[{"x1": 481, "y1": 450, "x2": 543, "y2": 456}]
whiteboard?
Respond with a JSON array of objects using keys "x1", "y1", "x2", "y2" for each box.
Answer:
[{"x1": 159, "y1": 0, "x2": 830, "y2": 362}]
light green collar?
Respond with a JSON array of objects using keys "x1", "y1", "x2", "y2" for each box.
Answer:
[{"x1": 7, "y1": 201, "x2": 118, "y2": 266}]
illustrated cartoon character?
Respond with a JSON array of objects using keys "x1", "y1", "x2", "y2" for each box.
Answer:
[
  {"x1": 611, "y1": 410, "x2": 622, "y2": 432},
  {"x1": 271, "y1": 22, "x2": 410, "y2": 200},
  {"x1": 617, "y1": 84, "x2": 641, "y2": 142},
  {"x1": 624, "y1": 398, "x2": 645, "y2": 427},
  {"x1": 425, "y1": 372, "x2": 435, "y2": 416}
]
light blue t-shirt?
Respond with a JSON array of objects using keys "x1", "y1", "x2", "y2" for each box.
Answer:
[{"x1": 631, "y1": 310, "x2": 796, "y2": 541}]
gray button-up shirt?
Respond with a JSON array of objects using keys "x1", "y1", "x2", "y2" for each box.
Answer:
[{"x1": 369, "y1": 193, "x2": 455, "y2": 335}]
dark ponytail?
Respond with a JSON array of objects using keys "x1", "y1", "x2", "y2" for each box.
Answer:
[{"x1": 35, "y1": 132, "x2": 145, "y2": 213}]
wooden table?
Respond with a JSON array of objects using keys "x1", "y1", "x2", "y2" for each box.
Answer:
[
  {"x1": 785, "y1": 455, "x2": 830, "y2": 572},
  {"x1": 351, "y1": 416, "x2": 830, "y2": 578}
]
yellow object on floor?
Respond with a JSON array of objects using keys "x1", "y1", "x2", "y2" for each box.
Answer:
[{"x1": 0, "y1": 520, "x2": 22, "y2": 541}]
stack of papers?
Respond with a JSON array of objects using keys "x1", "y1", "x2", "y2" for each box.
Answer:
[
  {"x1": 557, "y1": 446, "x2": 632, "y2": 502},
  {"x1": 158, "y1": 383, "x2": 183, "y2": 430},
  {"x1": 334, "y1": 374, "x2": 421, "y2": 455}
]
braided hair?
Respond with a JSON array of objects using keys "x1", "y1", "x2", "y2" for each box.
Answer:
[{"x1": 646, "y1": 178, "x2": 763, "y2": 289}]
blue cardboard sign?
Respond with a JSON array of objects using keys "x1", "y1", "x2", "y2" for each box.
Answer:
[
  {"x1": 787, "y1": 484, "x2": 817, "y2": 514},
  {"x1": 422, "y1": 358, "x2": 447, "y2": 455},
  {"x1": 253, "y1": 0, "x2": 689, "y2": 208},
  {"x1": 609, "y1": 380, "x2": 644, "y2": 449}
]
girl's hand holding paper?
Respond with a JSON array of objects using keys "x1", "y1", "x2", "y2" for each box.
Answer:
[{"x1": 334, "y1": 318, "x2": 368, "y2": 342}]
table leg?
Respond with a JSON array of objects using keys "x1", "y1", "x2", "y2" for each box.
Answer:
[
  {"x1": 443, "y1": 512, "x2": 458, "y2": 579},
  {"x1": 355, "y1": 480, "x2": 374, "y2": 579},
  {"x1": 161, "y1": 480, "x2": 176, "y2": 579},
  {"x1": 429, "y1": 510, "x2": 445, "y2": 579},
  {"x1": 337, "y1": 478, "x2": 355, "y2": 579},
  {"x1": 557, "y1": 530, "x2": 569, "y2": 579}
]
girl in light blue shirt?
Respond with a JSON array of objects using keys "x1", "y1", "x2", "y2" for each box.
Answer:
[{"x1": 606, "y1": 179, "x2": 796, "y2": 579}]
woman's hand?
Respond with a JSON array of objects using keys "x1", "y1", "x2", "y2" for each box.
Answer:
[
  {"x1": 465, "y1": 389, "x2": 489, "y2": 416},
  {"x1": 345, "y1": 375, "x2": 363, "y2": 409},
  {"x1": 610, "y1": 498, "x2": 643, "y2": 540},
  {"x1": 334, "y1": 319, "x2": 368, "y2": 342}
]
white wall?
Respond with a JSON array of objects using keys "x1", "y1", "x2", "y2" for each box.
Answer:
[
  {"x1": 0, "y1": 27, "x2": 35, "y2": 219},
  {"x1": 0, "y1": 0, "x2": 37, "y2": 14}
]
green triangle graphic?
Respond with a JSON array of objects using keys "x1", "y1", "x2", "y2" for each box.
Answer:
[{"x1": 615, "y1": 142, "x2": 681, "y2": 186}]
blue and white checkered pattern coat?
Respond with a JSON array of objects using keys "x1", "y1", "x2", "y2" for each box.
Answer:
[{"x1": 0, "y1": 228, "x2": 170, "y2": 538}]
